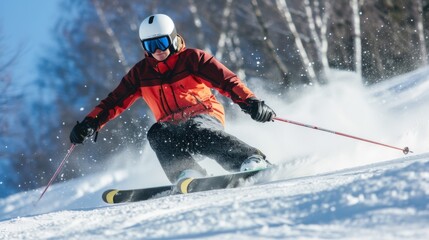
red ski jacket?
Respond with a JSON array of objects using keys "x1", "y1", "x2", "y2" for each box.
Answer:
[{"x1": 86, "y1": 36, "x2": 255, "y2": 129}]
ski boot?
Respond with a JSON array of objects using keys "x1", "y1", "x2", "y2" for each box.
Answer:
[{"x1": 240, "y1": 155, "x2": 272, "y2": 172}]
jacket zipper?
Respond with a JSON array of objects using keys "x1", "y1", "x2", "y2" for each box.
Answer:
[
  {"x1": 159, "y1": 87, "x2": 171, "y2": 116},
  {"x1": 170, "y1": 85, "x2": 182, "y2": 111}
]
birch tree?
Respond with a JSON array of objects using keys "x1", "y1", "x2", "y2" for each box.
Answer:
[
  {"x1": 276, "y1": 0, "x2": 318, "y2": 84},
  {"x1": 413, "y1": 0, "x2": 428, "y2": 66},
  {"x1": 251, "y1": 0, "x2": 290, "y2": 86},
  {"x1": 303, "y1": 0, "x2": 330, "y2": 82},
  {"x1": 214, "y1": 0, "x2": 233, "y2": 61},
  {"x1": 351, "y1": 0, "x2": 362, "y2": 78},
  {"x1": 225, "y1": 10, "x2": 246, "y2": 80},
  {"x1": 313, "y1": 0, "x2": 330, "y2": 62},
  {"x1": 188, "y1": 0, "x2": 211, "y2": 53}
]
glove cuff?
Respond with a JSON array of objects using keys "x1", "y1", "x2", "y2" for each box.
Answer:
[
  {"x1": 82, "y1": 117, "x2": 100, "y2": 132},
  {"x1": 238, "y1": 97, "x2": 260, "y2": 113}
]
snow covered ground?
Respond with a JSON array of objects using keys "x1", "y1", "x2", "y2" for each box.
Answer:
[
  {"x1": 1, "y1": 68, "x2": 429, "y2": 239},
  {"x1": 1, "y1": 154, "x2": 428, "y2": 239}
]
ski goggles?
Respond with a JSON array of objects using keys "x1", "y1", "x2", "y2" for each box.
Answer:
[{"x1": 142, "y1": 36, "x2": 171, "y2": 54}]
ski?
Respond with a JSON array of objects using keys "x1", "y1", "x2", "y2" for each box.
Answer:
[
  {"x1": 102, "y1": 168, "x2": 271, "y2": 204},
  {"x1": 176, "y1": 168, "x2": 270, "y2": 194},
  {"x1": 102, "y1": 185, "x2": 173, "y2": 204}
]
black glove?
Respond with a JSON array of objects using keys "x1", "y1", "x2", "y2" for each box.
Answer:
[
  {"x1": 239, "y1": 97, "x2": 276, "y2": 122},
  {"x1": 70, "y1": 117, "x2": 98, "y2": 144}
]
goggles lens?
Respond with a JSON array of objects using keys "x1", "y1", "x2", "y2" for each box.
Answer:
[{"x1": 142, "y1": 36, "x2": 171, "y2": 54}]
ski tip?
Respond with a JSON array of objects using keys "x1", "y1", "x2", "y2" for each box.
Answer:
[{"x1": 102, "y1": 189, "x2": 119, "y2": 204}]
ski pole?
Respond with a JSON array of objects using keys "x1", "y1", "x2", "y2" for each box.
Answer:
[
  {"x1": 273, "y1": 117, "x2": 412, "y2": 155},
  {"x1": 36, "y1": 144, "x2": 77, "y2": 205}
]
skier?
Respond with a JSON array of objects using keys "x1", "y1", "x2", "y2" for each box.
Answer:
[{"x1": 70, "y1": 14, "x2": 276, "y2": 183}]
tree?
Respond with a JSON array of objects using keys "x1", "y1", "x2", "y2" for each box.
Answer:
[
  {"x1": 303, "y1": 0, "x2": 331, "y2": 82},
  {"x1": 92, "y1": 0, "x2": 130, "y2": 72},
  {"x1": 187, "y1": 0, "x2": 210, "y2": 52},
  {"x1": 214, "y1": 0, "x2": 234, "y2": 62},
  {"x1": 413, "y1": 0, "x2": 428, "y2": 66},
  {"x1": 251, "y1": 0, "x2": 290, "y2": 86},
  {"x1": 0, "y1": 28, "x2": 23, "y2": 196},
  {"x1": 276, "y1": 0, "x2": 318, "y2": 84},
  {"x1": 351, "y1": 0, "x2": 363, "y2": 78},
  {"x1": 0, "y1": 40, "x2": 15, "y2": 153}
]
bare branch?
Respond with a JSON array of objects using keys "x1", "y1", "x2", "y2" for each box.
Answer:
[
  {"x1": 188, "y1": 0, "x2": 211, "y2": 53},
  {"x1": 92, "y1": 0, "x2": 129, "y2": 73},
  {"x1": 251, "y1": 0, "x2": 290, "y2": 84},
  {"x1": 215, "y1": 0, "x2": 233, "y2": 60},
  {"x1": 276, "y1": 0, "x2": 317, "y2": 84}
]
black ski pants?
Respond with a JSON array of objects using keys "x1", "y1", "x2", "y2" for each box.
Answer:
[{"x1": 147, "y1": 114, "x2": 265, "y2": 182}]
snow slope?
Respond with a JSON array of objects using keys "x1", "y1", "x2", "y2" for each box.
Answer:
[
  {"x1": 1, "y1": 68, "x2": 429, "y2": 239},
  {"x1": 1, "y1": 154, "x2": 428, "y2": 239}
]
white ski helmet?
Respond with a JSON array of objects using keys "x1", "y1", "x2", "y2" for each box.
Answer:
[{"x1": 139, "y1": 14, "x2": 178, "y2": 53}]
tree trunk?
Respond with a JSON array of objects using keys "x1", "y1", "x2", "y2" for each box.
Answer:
[
  {"x1": 351, "y1": 0, "x2": 362, "y2": 78},
  {"x1": 414, "y1": 0, "x2": 428, "y2": 66},
  {"x1": 251, "y1": 0, "x2": 290, "y2": 85},
  {"x1": 226, "y1": 11, "x2": 246, "y2": 80},
  {"x1": 303, "y1": 0, "x2": 330, "y2": 83},
  {"x1": 215, "y1": 0, "x2": 233, "y2": 61},
  {"x1": 276, "y1": 0, "x2": 318, "y2": 84},
  {"x1": 188, "y1": 0, "x2": 211, "y2": 53}
]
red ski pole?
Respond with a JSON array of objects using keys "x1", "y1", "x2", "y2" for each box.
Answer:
[
  {"x1": 36, "y1": 144, "x2": 77, "y2": 205},
  {"x1": 273, "y1": 117, "x2": 412, "y2": 155}
]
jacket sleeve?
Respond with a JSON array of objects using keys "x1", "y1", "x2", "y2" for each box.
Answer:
[
  {"x1": 189, "y1": 49, "x2": 255, "y2": 104},
  {"x1": 86, "y1": 67, "x2": 141, "y2": 130}
]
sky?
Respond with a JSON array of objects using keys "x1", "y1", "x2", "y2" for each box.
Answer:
[{"x1": 0, "y1": 0, "x2": 60, "y2": 83}]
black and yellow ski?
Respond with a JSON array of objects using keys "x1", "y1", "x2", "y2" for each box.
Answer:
[{"x1": 102, "y1": 168, "x2": 271, "y2": 204}]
